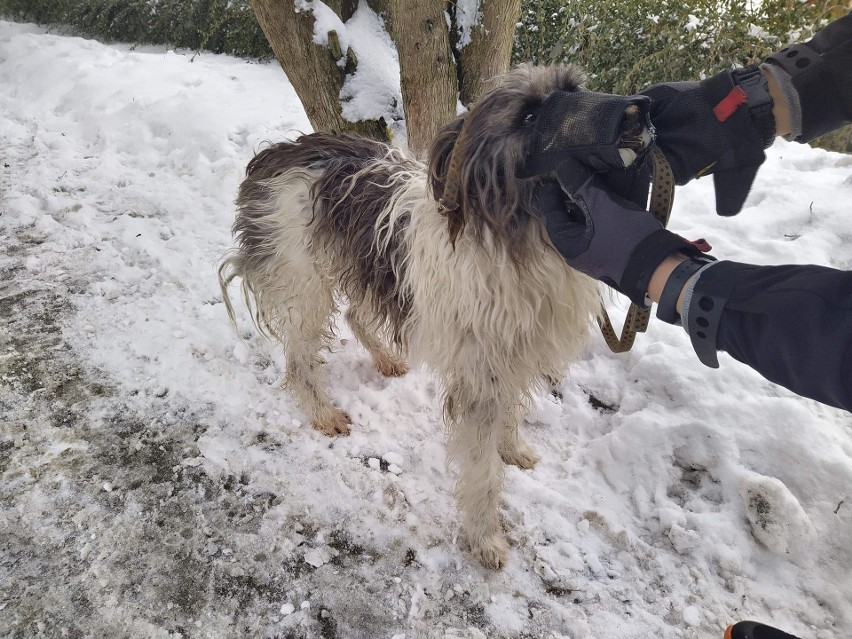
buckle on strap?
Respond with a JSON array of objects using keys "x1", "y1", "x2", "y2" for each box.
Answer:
[
  {"x1": 731, "y1": 65, "x2": 777, "y2": 148},
  {"x1": 732, "y1": 65, "x2": 773, "y2": 109}
]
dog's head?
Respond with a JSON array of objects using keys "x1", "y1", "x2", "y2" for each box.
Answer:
[{"x1": 429, "y1": 64, "x2": 653, "y2": 255}]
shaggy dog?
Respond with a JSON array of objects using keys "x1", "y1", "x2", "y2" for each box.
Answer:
[{"x1": 218, "y1": 64, "x2": 651, "y2": 568}]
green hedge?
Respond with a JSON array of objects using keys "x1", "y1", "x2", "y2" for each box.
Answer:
[
  {"x1": 513, "y1": 0, "x2": 846, "y2": 94},
  {"x1": 0, "y1": 0, "x2": 272, "y2": 58}
]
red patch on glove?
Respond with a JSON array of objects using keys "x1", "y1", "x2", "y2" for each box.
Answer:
[
  {"x1": 713, "y1": 86, "x2": 748, "y2": 122},
  {"x1": 685, "y1": 237, "x2": 712, "y2": 252}
]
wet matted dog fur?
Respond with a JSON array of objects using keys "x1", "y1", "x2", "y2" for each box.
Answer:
[{"x1": 219, "y1": 64, "x2": 649, "y2": 568}]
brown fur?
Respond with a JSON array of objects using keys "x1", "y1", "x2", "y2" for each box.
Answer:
[{"x1": 234, "y1": 135, "x2": 416, "y2": 345}]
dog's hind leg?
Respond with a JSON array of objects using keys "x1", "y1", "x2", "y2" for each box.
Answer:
[
  {"x1": 244, "y1": 260, "x2": 351, "y2": 436},
  {"x1": 345, "y1": 306, "x2": 408, "y2": 378},
  {"x1": 280, "y1": 289, "x2": 352, "y2": 437},
  {"x1": 224, "y1": 168, "x2": 351, "y2": 436}
]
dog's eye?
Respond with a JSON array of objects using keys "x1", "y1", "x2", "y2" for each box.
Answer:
[{"x1": 521, "y1": 112, "x2": 537, "y2": 127}]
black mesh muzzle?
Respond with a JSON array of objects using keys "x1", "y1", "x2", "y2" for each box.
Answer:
[{"x1": 523, "y1": 91, "x2": 655, "y2": 176}]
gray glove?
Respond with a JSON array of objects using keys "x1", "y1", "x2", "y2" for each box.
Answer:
[{"x1": 538, "y1": 158, "x2": 712, "y2": 306}]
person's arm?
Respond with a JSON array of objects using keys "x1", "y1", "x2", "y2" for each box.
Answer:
[
  {"x1": 537, "y1": 163, "x2": 852, "y2": 413},
  {"x1": 644, "y1": 257, "x2": 852, "y2": 412},
  {"x1": 536, "y1": 14, "x2": 852, "y2": 411}
]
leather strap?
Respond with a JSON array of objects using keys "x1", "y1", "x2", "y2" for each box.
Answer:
[
  {"x1": 439, "y1": 116, "x2": 470, "y2": 213},
  {"x1": 598, "y1": 147, "x2": 675, "y2": 352}
]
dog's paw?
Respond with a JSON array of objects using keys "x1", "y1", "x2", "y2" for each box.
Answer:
[
  {"x1": 311, "y1": 408, "x2": 352, "y2": 436},
  {"x1": 500, "y1": 445, "x2": 541, "y2": 470},
  {"x1": 470, "y1": 533, "x2": 509, "y2": 570},
  {"x1": 375, "y1": 356, "x2": 408, "y2": 378}
]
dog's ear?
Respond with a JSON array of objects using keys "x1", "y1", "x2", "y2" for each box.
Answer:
[{"x1": 428, "y1": 115, "x2": 467, "y2": 244}]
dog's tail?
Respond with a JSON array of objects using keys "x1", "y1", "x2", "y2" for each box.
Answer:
[
  {"x1": 218, "y1": 158, "x2": 320, "y2": 344},
  {"x1": 217, "y1": 243, "x2": 282, "y2": 342},
  {"x1": 217, "y1": 252, "x2": 243, "y2": 333},
  {"x1": 218, "y1": 164, "x2": 281, "y2": 340}
]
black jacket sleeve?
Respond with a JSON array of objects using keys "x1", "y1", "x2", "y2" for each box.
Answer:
[{"x1": 688, "y1": 261, "x2": 852, "y2": 412}]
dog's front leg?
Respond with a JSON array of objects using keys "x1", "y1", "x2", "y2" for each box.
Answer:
[
  {"x1": 446, "y1": 381, "x2": 512, "y2": 569},
  {"x1": 498, "y1": 421, "x2": 541, "y2": 470}
]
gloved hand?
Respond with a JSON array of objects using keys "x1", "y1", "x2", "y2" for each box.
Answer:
[
  {"x1": 642, "y1": 12, "x2": 852, "y2": 217},
  {"x1": 641, "y1": 67, "x2": 772, "y2": 217},
  {"x1": 764, "y1": 11, "x2": 852, "y2": 142},
  {"x1": 538, "y1": 158, "x2": 712, "y2": 306},
  {"x1": 601, "y1": 159, "x2": 653, "y2": 209}
]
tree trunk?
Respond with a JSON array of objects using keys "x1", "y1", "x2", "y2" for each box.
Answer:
[
  {"x1": 247, "y1": 0, "x2": 389, "y2": 141},
  {"x1": 383, "y1": 0, "x2": 457, "y2": 156},
  {"x1": 456, "y1": 0, "x2": 522, "y2": 107}
]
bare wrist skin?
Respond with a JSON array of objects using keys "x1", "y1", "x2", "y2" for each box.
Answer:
[
  {"x1": 647, "y1": 254, "x2": 696, "y2": 314},
  {"x1": 764, "y1": 67, "x2": 791, "y2": 138}
]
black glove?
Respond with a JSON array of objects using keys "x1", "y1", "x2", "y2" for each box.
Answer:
[
  {"x1": 727, "y1": 621, "x2": 801, "y2": 639},
  {"x1": 601, "y1": 159, "x2": 653, "y2": 209},
  {"x1": 538, "y1": 158, "x2": 712, "y2": 306},
  {"x1": 641, "y1": 66, "x2": 774, "y2": 217},
  {"x1": 764, "y1": 11, "x2": 852, "y2": 142}
]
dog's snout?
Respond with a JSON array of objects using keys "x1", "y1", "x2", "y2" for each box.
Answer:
[
  {"x1": 619, "y1": 104, "x2": 646, "y2": 147},
  {"x1": 617, "y1": 103, "x2": 653, "y2": 167}
]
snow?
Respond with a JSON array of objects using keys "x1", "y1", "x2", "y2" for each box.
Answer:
[
  {"x1": 337, "y1": 3, "x2": 402, "y2": 127},
  {"x1": 297, "y1": 0, "x2": 404, "y2": 130},
  {"x1": 454, "y1": 0, "x2": 482, "y2": 49},
  {"x1": 1, "y1": 19, "x2": 851, "y2": 639},
  {"x1": 684, "y1": 14, "x2": 701, "y2": 32}
]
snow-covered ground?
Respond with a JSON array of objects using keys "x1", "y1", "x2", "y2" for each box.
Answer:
[{"x1": 1, "y1": 20, "x2": 851, "y2": 639}]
